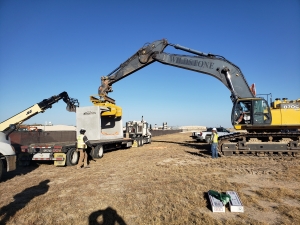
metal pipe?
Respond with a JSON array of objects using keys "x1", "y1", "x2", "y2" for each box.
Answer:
[
  {"x1": 169, "y1": 43, "x2": 207, "y2": 56},
  {"x1": 107, "y1": 66, "x2": 121, "y2": 77}
]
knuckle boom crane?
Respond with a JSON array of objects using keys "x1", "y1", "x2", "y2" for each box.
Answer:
[
  {"x1": 97, "y1": 39, "x2": 300, "y2": 156},
  {"x1": 0, "y1": 91, "x2": 79, "y2": 179},
  {"x1": 0, "y1": 91, "x2": 79, "y2": 133}
]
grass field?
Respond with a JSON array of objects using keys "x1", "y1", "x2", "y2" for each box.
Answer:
[{"x1": 1, "y1": 132, "x2": 299, "y2": 225}]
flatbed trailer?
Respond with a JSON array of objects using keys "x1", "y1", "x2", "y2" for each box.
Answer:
[
  {"x1": 20, "y1": 138, "x2": 133, "y2": 166},
  {"x1": 19, "y1": 104, "x2": 136, "y2": 166}
]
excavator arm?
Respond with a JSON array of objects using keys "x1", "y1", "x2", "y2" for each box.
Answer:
[
  {"x1": 0, "y1": 91, "x2": 79, "y2": 133},
  {"x1": 98, "y1": 39, "x2": 254, "y2": 102}
]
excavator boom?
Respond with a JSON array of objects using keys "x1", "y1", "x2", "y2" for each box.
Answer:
[{"x1": 99, "y1": 39, "x2": 254, "y2": 102}]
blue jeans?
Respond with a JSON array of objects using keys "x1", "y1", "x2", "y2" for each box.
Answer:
[{"x1": 211, "y1": 143, "x2": 218, "y2": 158}]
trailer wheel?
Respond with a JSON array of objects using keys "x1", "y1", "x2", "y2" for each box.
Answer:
[
  {"x1": 0, "y1": 159, "x2": 4, "y2": 181},
  {"x1": 66, "y1": 148, "x2": 79, "y2": 166},
  {"x1": 93, "y1": 145, "x2": 104, "y2": 158}
]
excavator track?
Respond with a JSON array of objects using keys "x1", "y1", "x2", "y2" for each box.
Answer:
[{"x1": 218, "y1": 132, "x2": 300, "y2": 157}]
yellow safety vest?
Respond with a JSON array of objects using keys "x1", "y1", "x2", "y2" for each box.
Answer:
[
  {"x1": 77, "y1": 134, "x2": 87, "y2": 149},
  {"x1": 212, "y1": 133, "x2": 219, "y2": 143}
]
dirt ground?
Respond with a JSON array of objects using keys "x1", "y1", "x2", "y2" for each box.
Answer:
[{"x1": 1, "y1": 132, "x2": 299, "y2": 225}]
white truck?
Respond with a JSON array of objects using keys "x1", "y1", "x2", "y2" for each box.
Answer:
[
  {"x1": 0, "y1": 125, "x2": 17, "y2": 180},
  {"x1": 125, "y1": 116, "x2": 151, "y2": 147},
  {"x1": 191, "y1": 127, "x2": 232, "y2": 143},
  {"x1": 0, "y1": 92, "x2": 78, "y2": 180},
  {"x1": 20, "y1": 105, "x2": 133, "y2": 166}
]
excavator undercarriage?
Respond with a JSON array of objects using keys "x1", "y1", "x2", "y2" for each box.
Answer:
[{"x1": 219, "y1": 131, "x2": 300, "y2": 157}]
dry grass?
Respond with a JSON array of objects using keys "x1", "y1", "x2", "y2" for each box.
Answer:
[{"x1": 1, "y1": 132, "x2": 299, "y2": 225}]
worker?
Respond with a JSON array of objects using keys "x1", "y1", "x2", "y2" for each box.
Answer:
[
  {"x1": 77, "y1": 128, "x2": 92, "y2": 169},
  {"x1": 210, "y1": 128, "x2": 219, "y2": 158}
]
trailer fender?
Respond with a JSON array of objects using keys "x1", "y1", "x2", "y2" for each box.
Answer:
[{"x1": 18, "y1": 152, "x2": 32, "y2": 166}]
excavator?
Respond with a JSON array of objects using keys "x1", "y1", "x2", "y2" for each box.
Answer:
[{"x1": 96, "y1": 39, "x2": 300, "y2": 156}]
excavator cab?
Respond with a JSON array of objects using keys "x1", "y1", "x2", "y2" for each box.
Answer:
[{"x1": 231, "y1": 98, "x2": 272, "y2": 128}]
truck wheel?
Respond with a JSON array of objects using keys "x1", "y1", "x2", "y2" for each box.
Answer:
[
  {"x1": 138, "y1": 137, "x2": 143, "y2": 147},
  {"x1": 135, "y1": 139, "x2": 140, "y2": 147},
  {"x1": 0, "y1": 159, "x2": 4, "y2": 181},
  {"x1": 66, "y1": 148, "x2": 79, "y2": 166},
  {"x1": 94, "y1": 145, "x2": 104, "y2": 158}
]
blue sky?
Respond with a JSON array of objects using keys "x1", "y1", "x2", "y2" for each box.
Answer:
[{"x1": 0, "y1": 0, "x2": 299, "y2": 128}]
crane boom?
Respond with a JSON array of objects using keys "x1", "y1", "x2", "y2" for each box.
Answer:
[
  {"x1": 98, "y1": 39, "x2": 254, "y2": 102},
  {"x1": 0, "y1": 91, "x2": 79, "y2": 133}
]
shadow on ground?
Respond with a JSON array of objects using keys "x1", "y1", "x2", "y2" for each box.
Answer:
[
  {"x1": 0, "y1": 179, "x2": 50, "y2": 225},
  {"x1": 89, "y1": 207, "x2": 127, "y2": 225},
  {"x1": 1, "y1": 163, "x2": 40, "y2": 183},
  {"x1": 152, "y1": 140, "x2": 212, "y2": 157}
]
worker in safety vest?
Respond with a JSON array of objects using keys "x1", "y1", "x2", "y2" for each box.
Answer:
[
  {"x1": 77, "y1": 128, "x2": 92, "y2": 169},
  {"x1": 209, "y1": 128, "x2": 219, "y2": 158}
]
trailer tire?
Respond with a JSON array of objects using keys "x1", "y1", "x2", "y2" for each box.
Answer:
[
  {"x1": 90, "y1": 147, "x2": 97, "y2": 159},
  {"x1": 0, "y1": 159, "x2": 4, "y2": 181},
  {"x1": 66, "y1": 148, "x2": 79, "y2": 166},
  {"x1": 93, "y1": 145, "x2": 104, "y2": 159}
]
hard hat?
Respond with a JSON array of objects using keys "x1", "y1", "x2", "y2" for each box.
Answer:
[
  {"x1": 212, "y1": 128, "x2": 217, "y2": 131},
  {"x1": 80, "y1": 128, "x2": 86, "y2": 134}
]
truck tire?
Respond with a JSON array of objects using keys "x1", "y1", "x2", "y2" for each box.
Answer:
[
  {"x1": 138, "y1": 137, "x2": 143, "y2": 147},
  {"x1": 135, "y1": 139, "x2": 139, "y2": 147},
  {"x1": 66, "y1": 148, "x2": 79, "y2": 166},
  {"x1": 0, "y1": 159, "x2": 4, "y2": 181},
  {"x1": 140, "y1": 137, "x2": 144, "y2": 146},
  {"x1": 93, "y1": 145, "x2": 104, "y2": 159}
]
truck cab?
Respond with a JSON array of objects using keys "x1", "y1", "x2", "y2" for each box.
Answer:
[{"x1": 0, "y1": 125, "x2": 17, "y2": 180}]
